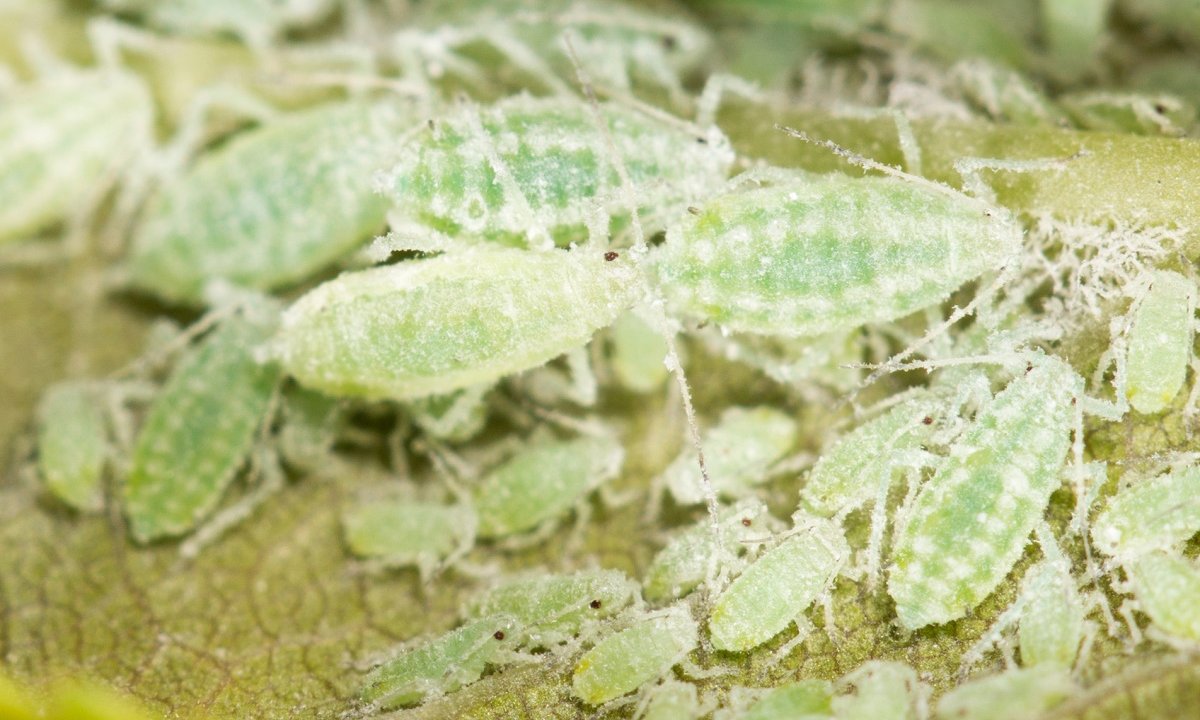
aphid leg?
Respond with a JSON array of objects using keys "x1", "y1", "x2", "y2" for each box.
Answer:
[
  {"x1": 952, "y1": 153, "x2": 1081, "y2": 205},
  {"x1": 482, "y1": 29, "x2": 573, "y2": 96},
  {"x1": 768, "y1": 615, "x2": 815, "y2": 666},
  {"x1": 695, "y1": 72, "x2": 763, "y2": 127},
  {"x1": 178, "y1": 445, "x2": 285, "y2": 560}
]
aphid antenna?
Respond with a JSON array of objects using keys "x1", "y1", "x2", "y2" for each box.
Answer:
[{"x1": 561, "y1": 30, "x2": 724, "y2": 546}]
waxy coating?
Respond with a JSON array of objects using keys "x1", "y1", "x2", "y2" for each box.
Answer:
[
  {"x1": 380, "y1": 95, "x2": 732, "y2": 246},
  {"x1": 273, "y1": 247, "x2": 640, "y2": 400},
  {"x1": 127, "y1": 100, "x2": 416, "y2": 305},
  {"x1": 1124, "y1": 270, "x2": 1196, "y2": 414},
  {"x1": 888, "y1": 357, "x2": 1079, "y2": 630},
  {"x1": 360, "y1": 614, "x2": 519, "y2": 710},
  {"x1": 1124, "y1": 552, "x2": 1200, "y2": 642},
  {"x1": 736, "y1": 680, "x2": 833, "y2": 720},
  {"x1": 935, "y1": 666, "x2": 1073, "y2": 720},
  {"x1": 1092, "y1": 464, "x2": 1200, "y2": 560},
  {"x1": 572, "y1": 606, "x2": 698, "y2": 706},
  {"x1": 36, "y1": 382, "x2": 108, "y2": 512},
  {"x1": 0, "y1": 68, "x2": 152, "y2": 243},
  {"x1": 343, "y1": 500, "x2": 476, "y2": 575},
  {"x1": 122, "y1": 313, "x2": 280, "y2": 542},
  {"x1": 474, "y1": 432, "x2": 624, "y2": 538},
  {"x1": 654, "y1": 172, "x2": 1021, "y2": 337},
  {"x1": 708, "y1": 514, "x2": 849, "y2": 652},
  {"x1": 1016, "y1": 556, "x2": 1086, "y2": 668}
]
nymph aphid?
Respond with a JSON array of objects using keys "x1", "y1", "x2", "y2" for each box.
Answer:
[
  {"x1": 35, "y1": 381, "x2": 111, "y2": 513},
  {"x1": 342, "y1": 498, "x2": 477, "y2": 583},
  {"x1": 1117, "y1": 269, "x2": 1198, "y2": 416},
  {"x1": 716, "y1": 680, "x2": 832, "y2": 720},
  {"x1": 571, "y1": 604, "x2": 698, "y2": 708}
]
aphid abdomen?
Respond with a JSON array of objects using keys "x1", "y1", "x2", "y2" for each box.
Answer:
[
  {"x1": 654, "y1": 173, "x2": 1021, "y2": 337},
  {"x1": 1124, "y1": 552, "x2": 1200, "y2": 642},
  {"x1": 273, "y1": 247, "x2": 640, "y2": 400},
  {"x1": 122, "y1": 313, "x2": 280, "y2": 542},
  {"x1": 707, "y1": 515, "x2": 849, "y2": 652},
  {"x1": 1017, "y1": 558, "x2": 1085, "y2": 668},
  {"x1": 1092, "y1": 464, "x2": 1200, "y2": 560},
  {"x1": 888, "y1": 357, "x2": 1078, "y2": 630},
  {"x1": 571, "y1": 606, "x2": 698, "y2": 706},
  {"x1": 128, "y1": 100, "x2": 414, "y2": 305},
  {"x1": 343, "y1": 500, "x2": 474, "y2": 569},
  {"x1": 1125, "y1": 270, "x2": 1196, "y2": 415},
  {"x1": 36, "y1": 382, "x2": 109, "y2": 513}
]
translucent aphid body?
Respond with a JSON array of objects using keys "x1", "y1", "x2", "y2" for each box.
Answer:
[
  {"x1": 0, "y1": 68, "x2": 153, "y2": 243},
  {"x1": 1124, "y1": 552, "x2": 1200, "y2": 642},
  {"x1": 571, "y1": 605, "x2": 698, "y2": 706},
  {"x1": 1123, "y1": 270, "x2": 1196, "y2": 415},
  {"x1": 636, "y1": 680, "x2": 702, "y2": 720},
  {"x1": 127, "y1": 100, "x2": 417, "y2": 306},
  {"x1": 359, "y1": 614, "x2": 520, "y2": 710},
  {"x1": 473, "y1": 432, "x2": 624, "y2": 538},
  {"x1": 272, "y1": 247, "x2": 640, "y2": 401},
  {"x1": 1015, "y1": 555, "x2": 1086, "y2": 668},
  {"x1": 36, "y1": 382, "x2": 109, "y2": 513},
  {"x1": 935, "y1": 666, "x2": 1073, "y2": 720},
  {"x1": 607, "y1": 310, "x2": 670, "y2": 393},
  {"x1": 726, "y1": 680, "x2": 833, "y2": 720},
  {"x1": 653, "y1": 172, "x2": 1022, "y2": 337},
  {"x1": 707, "y1": 514, "x2": 849, "y2": 652},
  {"x1": 658, "y1": 406, "x2": 797, "y2": 505},
  {"x1": 98, "y1": 0, "x2": 336, "y2": 47},
  {"x1": 1092, "y1": 464, "x2": 1200, "y2": 560},
  {"x1": 342, "y1": 500, "x2": 476, "y2": 580},
  {"x1": 833, "y1": 660, "x2": 928, "y2": 720},
  {"x1": 121, "y1": 312, "x2": 280, "y2": 542},
  {"x1": 1060, "y1": 91, "x2": 1196, "y2": 136},
  {"x1": 379, "y1": 96, "x2": 732, "y2": 247},
  {"x1": 888, "y1": 356, "x2": 1080, "y2": 630},
  {"x1": 642, "y1": 499, "x2": 777, "y2": 603},
  {"x1": 461, "y1": 569, "x2": 639, "y2": 647}
]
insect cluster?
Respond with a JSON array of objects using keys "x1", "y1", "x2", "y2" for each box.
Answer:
[{"x1": 7, "y1": 0, "x2": 1200, "y2": 718}]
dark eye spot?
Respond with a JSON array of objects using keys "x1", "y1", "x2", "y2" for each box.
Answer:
[
  {"x1": 604, "y1": 251, "x2": 619, "y2": 261},
  {"x1": 741, "y1": 517, "x2": 752, "y2": 527},
  {"x1": 922, "y1": 416, "x2": 934, "y2": 425},
  {"x1": 1154, "y1": 102, "x2": 1168, "y2": 114},
  {"x1": 590, "y1": 599, "x2": 602, "y2": 609},
  {"x1": 687, "y1": 206, "x2": 701, "y2": 215},
  {"x1": 427, "y1": 119, "x2": 436, "y2": 131},
  {"x1": 695, "y1": 136, "x2": 708, "y2": 145},
  {"x1": 661, "y1": 34, "x2": 677, "y2": 50},
  {"x1": 1025, "y1": 362, "x2": 1034, "y2": 374},
  {"x1": 493, "y1": 630, "x2": 506, "y2": 640},
  {"x1": 1071, "y1": 397, "x2": 1077, "y2": 406}
]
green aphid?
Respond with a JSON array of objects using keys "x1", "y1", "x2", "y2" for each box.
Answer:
[
  {"x1": 833, "y1": 660, "x2": 928, "y2": 720},
  {"x1": 1016, "y1": 555, "x2": 1087, "y2": 668},
  {"x1": 949, "y1": 59, "x2": 1068, "y2": 126},
  {"x1": 571, "y1": 605, "x2": 698, "y2": 707},
  {"x1": 1092, "y1": 464, "x2": 1200, "y2": 560},
  {"x1": 0, "y1": 66, "x2": 152, "y2": 244},
  {"x1": 276, "y1": 386, "x2": 344, "y2": 474},
  {"x1": 707, "y1": 513, "x2": 849, "y2": 653},
  {"x1": 642, "y1": 498, "x2": 778, "y2": 603},
  {"x1": 405, "y1": 384, "x2": 491, "y2": 443},
  {"x1": 888, "y1": 355, "x2": 1093, "y2": 630},
  {"x1": 126, "y1": 99, "x2": 418, "y2": 306},
  {"x1": 35, "y1": 381, "x2": 109, "y2": 513},
  {"x1": 657, "y1": 405, "x2": 797, "y2": 506},
  {"x1": 461, "y1": 569, "x2": 639, "y2": 648},
  {"x1": 1061, "y1": 91, "x2": 1197, "y2": 136},
  {"x1": 272, "y1": 246, "x2": 640, "y2": 401},
  {"x1": 474, "y1": 432, "x2": 624, "y2": 539},
  {"x1": 378, "y1": 95, "x2": 732, "y2": 248},
  {"x1": 935, "y1": 666, "x2": 1074, "y2": 720},
  {"x1": 1124, "y1": 551, "x2": 1200, "y2": 643},
  {"x1": 360, "y1": 614, "x2": 520, "y2": 710},
  {"x1": 1122, "y1": 270, "x2": 1196, "y2": 415},
  {"x1": 342, "y1": 499, "x2": 477, "y2": 581},
  {"x1": 720, "y1": 680, "x2": 834, "y2": 720},
  {"x1": 635, "y1": 679, "x2": 704, "y2": 720},
  {"x1": 654, "y1": 170, "x2": 1021, "y2": 338},
  {"x1": 122, "y1": 310, "x2": 280, "y2": 542},
  {"x1": 97, "y1": 0, "x2": 338, "y2": 48},
  {"x1": 607, "y1": 310, "x2": 670, "y2": 394}
]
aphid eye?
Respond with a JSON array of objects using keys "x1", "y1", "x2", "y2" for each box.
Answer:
[
  {"x1": 687, "y1": 206, "x2": 701, "y2": 215},
  {"x1": 604, "y1": 251, "x2": 619, "y2": 261},
  {"x1": 983, "y1": 209, "x2": 994, "y2": 217},
  {"x1": 661, "y1": 34, "x2": 678, "y2": 50},
  {"x1": 1070, "y1": 397, "x2": 1077, "y2": 406},
  {"x1": 1154, "y1": 102, "x2": 1168, "y2": 114},
  {"x1": 493, "y1": 630, "x2": 506, "y2": 640},
  {"x1": 695, "y1": 137, "x2": 708, "y2": 145},
  {"x1": 1025, "y1": 362, "x2": 1034, "y2": 374},
  {"x1": 922, "y1": 416, "x2": 934, "y2": 425},
  {"x1": 741, "y1": 517, "x2": 752, "y2": 527},
  {"x1": 589, "y1": 599, "x2": 602, "y2": 609},
  {"x1": 427, "y1": 119, "x2": 436, "y2": 131}
]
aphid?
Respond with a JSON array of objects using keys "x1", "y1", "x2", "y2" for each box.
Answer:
[
  {"x1": 652, "y1": 168, "x2": 1022, "y2": 338},
  {"x1": 947, "y1": 58, "x2": 1068, "y2": 126},
  {"x1": 342, "y1": 499, "x2": 477, "y2": 581},
  {"x1": 0, "y1": 63, "x2": 152, "y2": 245},
  {"x1": 461, "y1": 569, "x2": 639, "y2": 648},
  {"x1": 35, "y1": 381, "x2": 110, "y2": 513},
  {"x1": 271, "y1": 246, "x2": 640, "y2": 401},
  {"x1": 405, "y1": 383, "x2": 491, "y2": 444},
  {"x1": 935, "y1": 666, "x2": 1074, "y2": 720},
  {"x1": 125, "y1": 98, "x2": 420, "y2": 306},
  {"x1": 375, "y1": 94, "x2": 732, "y2": 249},
  {"x1": 1120, "y1": 270, "x2": 1197, "y2": 415},
  {"x1": 1122, "y1": 551, "x2": 1200, "y2": 643},
  {"x1": 571, "y1": 604, "x2": 698, "y2": 707},
  {"x1": 1091, "y1": 463, "x2": 1200, "y2": 561},
  {"x1": 642, "y1": 499, "x2": 779, "y2": 603},
  {"x1": 359, "y1": 614, "x2": 521, "y2": 710},
  {"x1": 97, "y1": 0, "x2": 338, "y2": 48},
  {"x1": 473, "y1": 431, "x2": 624, "y2": 540},
  {"x1": 1060, "y1": 91, "x2": 1196, "y2": 136},
  {"x1": 276, "y1": 386, "x2": 344, "y2": 474},
  {"x1": 121, "y1": 308, "x2": 280, "y2": 542},
  {"x1": 633, "y1": 679, "x2": 705, "y2": 720},
  {"x1": 655, "y1": 406, "x2": 798, "y2": 507},
  {"x1": 887, "y1": 353, "x2": 1121, "y2": 630},
  {"x1": 832, "y1": 660, "x2": 929, "y2": 720},
  {"x1": 718, "y1": 680, "x2": 833, "y2": 720},
  {"x1": 606, "y1": 309, "x2": 670, "y2": 394},
  {"x1": 707, "y1": 513, "x2": 849, "y2": 653}
]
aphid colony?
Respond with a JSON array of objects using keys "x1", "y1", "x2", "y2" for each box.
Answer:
[{"x1": 13, "y1": 0, "x2": 1200, "y2": 717}]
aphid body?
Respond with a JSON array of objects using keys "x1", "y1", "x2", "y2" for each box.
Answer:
[
  {"x1": 1092, "y1": 464, "x2": 1200, "y2": 560},
  {"x1": 571, "y1": 605, "x2": 698, "y2": 706},
  {"x1": 126, "y1": 99, "x2": 418, "y2": 306},
  {"x1": 833, "y1": 660, "x2": 929, "y2": 720},
  {"x1": 98, "y1": 0, "x2": 337, "y2": 47},
  {"x1": 1122, "y1": 551, "x2": 1200, "y2": 642},
  {"x1": 473, "y1": 432, "x2": 624, "y2": 539},
  {"x1": 658, "y1": 406, "x2": 797, "y2": 506},
  {"x1": 888, "y1": 355, "x2": 1085, "y2": 630},
  {"x1": 342, "y1": 499, "x2": 477, "y2": 580},
  {"x1": 607, "y1": 309, "x2": 670, "y2": 394},
  {"x1": 653, "y1": 170, "x2": 1022, "y2": 337},
  {"x1": 122, "y1": 310, "x2": 280, "y2": 542},
  {"x1": 1015, "y1": 554, "x2": 1087, "y2": 668},
  {"x1": 359, "y1": 614, "x2": 520, "y2": 710},
  {"x1": 718, "y1": 680, "x2": 833, "y2": 720},
  {"x1": 377, "y1": 95, "x2": 732, "y2": 248},
  {"x1": 36, "y1": 381, "x2": 109, "y2": 512},
  {"x1": 273, "y1": 247, "x2": 639, "y2": 400},
  {"x1": 0, "y1": 67, "x2": 152, "y2": 243},
  {"x1": 634, "y1": 680, "x2": 703, "y2": 720},
  {"x1": 1122, "y1": 270, "x2": 1197, "y2": 415},
  {"x1": 707, "y1": 513, "x2": 849, "y2": 652},
  {"x1": 461, "y1": 569, "x2": 639, "y2": 647},
  {"x1": 1061, "y1": 91, "x2": 1196, "y2": 136},
  {"x1": 935, "y1": 666, "x2": 1073, "y2": 720}
]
